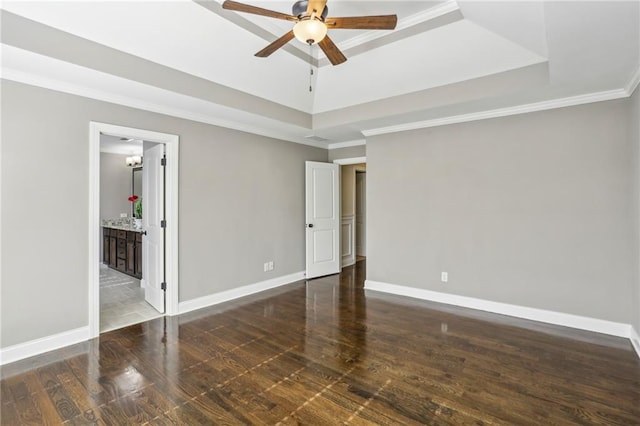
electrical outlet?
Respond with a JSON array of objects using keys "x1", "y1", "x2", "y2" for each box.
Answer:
[
  {"x1": 264, "y1": 262, "x2": 269, "y2": 272},
  {"x1": 441, "y1": 272, "x2": 448, "y2": 283},
  {"x1": 120, "y1": 213, "x2": 127, "y2": 218},
  {"x1": 268, "y1": 261, "x2": 274, "y2": 271}
]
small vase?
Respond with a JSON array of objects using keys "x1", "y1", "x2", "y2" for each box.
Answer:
[{"x1": 134, "y1": 218, "x2": 142, "y2": 229}]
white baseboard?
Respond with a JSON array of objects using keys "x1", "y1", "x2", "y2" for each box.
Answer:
[
  {"x1": 0, "y1": 326, "x2": 90, "y2": 366},
  {"x1": 365, "y1": 280, "x2": 632, "y2": 338},
  {"x1": 179, "y1": 271, "x2": 305, "y2": 315},
  {"x1": 630, "y1": 326, "x2": 640, "y2": 359}
]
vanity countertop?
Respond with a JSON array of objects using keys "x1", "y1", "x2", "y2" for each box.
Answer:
[{"x1": 102, "y1": 219, "x2": 143, "y2": 233}]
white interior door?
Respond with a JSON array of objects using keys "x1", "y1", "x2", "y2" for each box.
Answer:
[
  {"x1": 305, "y1": 161, "x2": 340, "y2": 279},
  {"x1": 142, "y1": 143, "x2": 165, "y2": 313}
]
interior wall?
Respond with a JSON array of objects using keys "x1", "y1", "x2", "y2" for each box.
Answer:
[
  {"x1": 329, "y1": 145, "x2": 366, "y2": 162},
  {"x1": 367, "y1": 98, "x2": 635, "y2": 324},
  {"x1": 356, "y1": 170, "x2": 367, "y2": 257},
  {"x1": 341, "y1": 164, "x2": 357, "y2": 216},
  {"x1": 100, "y1": 152, "x2": 133, "y2": 221},
  {"x1": 341, "y1": 163, "x2": 366, "y2": 216},
  {"x1": 0, "y1": 80, "x2": 327, "y2": 348}
]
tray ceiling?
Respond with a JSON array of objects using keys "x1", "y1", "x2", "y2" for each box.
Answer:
[{"x1": 1, "y1": 1, "x2": 638, "y2": 146}]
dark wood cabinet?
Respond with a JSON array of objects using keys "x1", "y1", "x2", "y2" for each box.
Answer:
[
  {"x1": 135, "y1": 232, "x2": 143, "y2": 277},
  {"x1": 103, "y1": 227, "x2": 142, "y2": 279}
]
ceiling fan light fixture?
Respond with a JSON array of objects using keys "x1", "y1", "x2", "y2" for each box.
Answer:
[{"x1": 293, "y1": 18, "x2": 327, "y2": 44}]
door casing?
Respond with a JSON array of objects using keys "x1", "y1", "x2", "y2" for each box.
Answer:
[{"x1": 89, "y1": 122, "x2": 179, "y2": 338}]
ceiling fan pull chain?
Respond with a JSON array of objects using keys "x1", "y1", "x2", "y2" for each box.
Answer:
[{"x1": 309, "y1": 41, "x2": 313, "y2": 92}]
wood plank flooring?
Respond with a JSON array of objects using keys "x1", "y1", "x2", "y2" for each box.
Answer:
[{"x1": 2, "y1": 261, "x2": 639, "y2": 424}]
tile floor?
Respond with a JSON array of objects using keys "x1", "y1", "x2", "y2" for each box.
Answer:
[{"x1": 100, "y1": 264, "x2": 162, "y2": 332}]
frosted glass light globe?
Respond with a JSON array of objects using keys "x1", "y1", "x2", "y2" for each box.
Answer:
[{"x1": 293, "y1": 19, "x2": 328, "y2": 44}]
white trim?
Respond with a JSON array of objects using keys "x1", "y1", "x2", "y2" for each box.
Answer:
[
  {"x1": 5, "y1": 65, "x2": 638, "y2": 148},
  {"x1": 333, "y1": 156, "x2": 367, "y2": 165},
  {"x1": 337, "y1": 0, "x2": 460, "y2": 51},
  {"x1": 631, "y1": 327, "x2": 640, "y2": 359},
  {"x1": 328, "y1": 139, "x2": 366, "y2": 150},
  {"x1": 88, "y1": 123, "x2": 101, "y2": 339},
  {"x1": 179, "y1": 271, "x2": 306, "y2": 315},
  {"x1": 362, "y1": 89, "x2": 629, "y2": 137},
  {"x1": 0, "y1": 327, "x2": 89, "y2": 366},
  {"x1": 626, "y1": 65, "x2": 640, "y2": 95},
  {"x1": 2, "y1": 68, "x2": 325, "y2": 149},
  {"x1": 365, "y1": 280, "x2": 632, "y2": 338},
  {"x1": 89, "y1": 122, "x2": 180, "y2": 339},
  {"x1": 341, "y1": 215, "x2": 356, "y2": 268}
]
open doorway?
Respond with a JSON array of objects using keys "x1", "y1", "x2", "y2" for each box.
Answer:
[
  {"x1": 99, "y1": 135, "x2": 160, "y2": 332},
  {"x1": 89, "y1": 122, "x2": 179, "y2": 339},
  {"x1": 337, "y1": 160, "x2": 366, "y2": 268}
]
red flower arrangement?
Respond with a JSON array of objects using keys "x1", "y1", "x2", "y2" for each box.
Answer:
[{"x1": 128, "y1": 195, "x2": 142, "y2": 219}]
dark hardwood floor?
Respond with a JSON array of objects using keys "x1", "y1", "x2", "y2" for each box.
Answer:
[{"x1": 2, "y1": 261, "x2": 639, "y2": 424}]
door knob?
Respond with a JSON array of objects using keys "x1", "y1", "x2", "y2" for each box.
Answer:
[{"x1": 307, "y1": 224, "x2": 314, "y2": 228}]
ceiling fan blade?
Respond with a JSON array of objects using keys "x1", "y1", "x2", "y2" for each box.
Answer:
[
  {"x1": 222, "y1": 0, "x2": 297, "y2": 21},
  {"x1": 318, "y1": 35, "x2": 347, "y2": 65},
  {"x1": 306, "y1": 0, "x2": 327, "y2": 18},
  {"x1": 255, "y1": 30, "x2": 296, "y2": 57},
  {"x1": 326, "y1": 15, "x2": 398, "y2": 30}
]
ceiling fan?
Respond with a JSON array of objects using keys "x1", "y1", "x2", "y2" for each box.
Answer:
[{"x1": 222, "y1": 0, "x2": 397, "y2": 65}]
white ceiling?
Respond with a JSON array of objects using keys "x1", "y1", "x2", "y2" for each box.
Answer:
[
  {"x1": 100, "y1": 134, "x2": 143, "y2": 155},
  {"x1": 1, "y1": 1, "x2": 638, "y2": 147}
]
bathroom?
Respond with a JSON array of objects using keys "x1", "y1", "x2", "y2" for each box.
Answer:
[{"x1": 99, "y1": 134, "x2": 162, "y2": 332}]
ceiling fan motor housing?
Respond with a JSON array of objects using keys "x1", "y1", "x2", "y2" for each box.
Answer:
[{"x1": 292, "y1": 0, "x2": 328, "y2": 19}]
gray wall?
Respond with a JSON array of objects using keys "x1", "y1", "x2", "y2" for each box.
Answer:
[
  {"x1": 0, "y1": 80, "x2": 326, "y2": 348},
  {"x1": 100, "y1": 152, "x2": 133, "y2": 221},
  {"x1": 367, "y1": 99, "x2": 635, "y2": 324},
  {"x1": 341, "y1": 163, "x2": 366, "y2": 216},
  {"x1": 341, "y1": 165, "x2": 357, "y2": 216},
  {"x1": 631, "y1": 85, "x2": 640, "y2": 334},
  {"x1": 329, "y1": 145, "x2": 366, "y2": 162}
]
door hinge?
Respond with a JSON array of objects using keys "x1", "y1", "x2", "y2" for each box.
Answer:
[
  {"x1": 161, "y1": 282, "x2": 167, "y2": 291},
  {"x1": 161, "y1": 156, "x2": 166, "y2": 166},
  {"x1": 161, "y1": 220, "x2": 167, "y2": 228}
]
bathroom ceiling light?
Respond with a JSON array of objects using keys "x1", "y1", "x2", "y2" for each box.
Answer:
[{"x1": 126, "y1": 155, "x2": 142, "y2": 167}]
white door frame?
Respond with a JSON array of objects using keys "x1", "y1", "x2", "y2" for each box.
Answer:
[
  {"x1": 333, "y1": 157, "x2": 366, "y2": 166},
  {"x1": 88, "y1": 122, "x2": 179, "y2": 338}
]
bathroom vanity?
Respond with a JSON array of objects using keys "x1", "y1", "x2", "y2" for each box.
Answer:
[{"x1": 103, "y1": 223, "x2": 143, "y2": 279}]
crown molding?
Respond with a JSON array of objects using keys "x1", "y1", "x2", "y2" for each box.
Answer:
[
  {"x1": 336, "y1": 0, "x2": 460, "y2": 52},
  {"x1": 0, "y1": 67, "x2": 327, "y2": 149},
  {"x1": 626, "y1": 65, "x2": 640, "y2": 96},
  {"x1": 328, "y1": 139, "x2": 366, "y2": 150},
  {"x1": 333, "y1": 156, "x2": 366, "y2": 165},
  {"x1": 362, "y1": 89, "x2": 629, "y2": 137}
]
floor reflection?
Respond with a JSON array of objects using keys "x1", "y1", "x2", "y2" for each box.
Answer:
[
  {"x1": 3, "y1": 259, "x2": 639, "y2": 424},
  {"x1": 304, "y1": 260, "x2": 367, "y2": 366}
]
